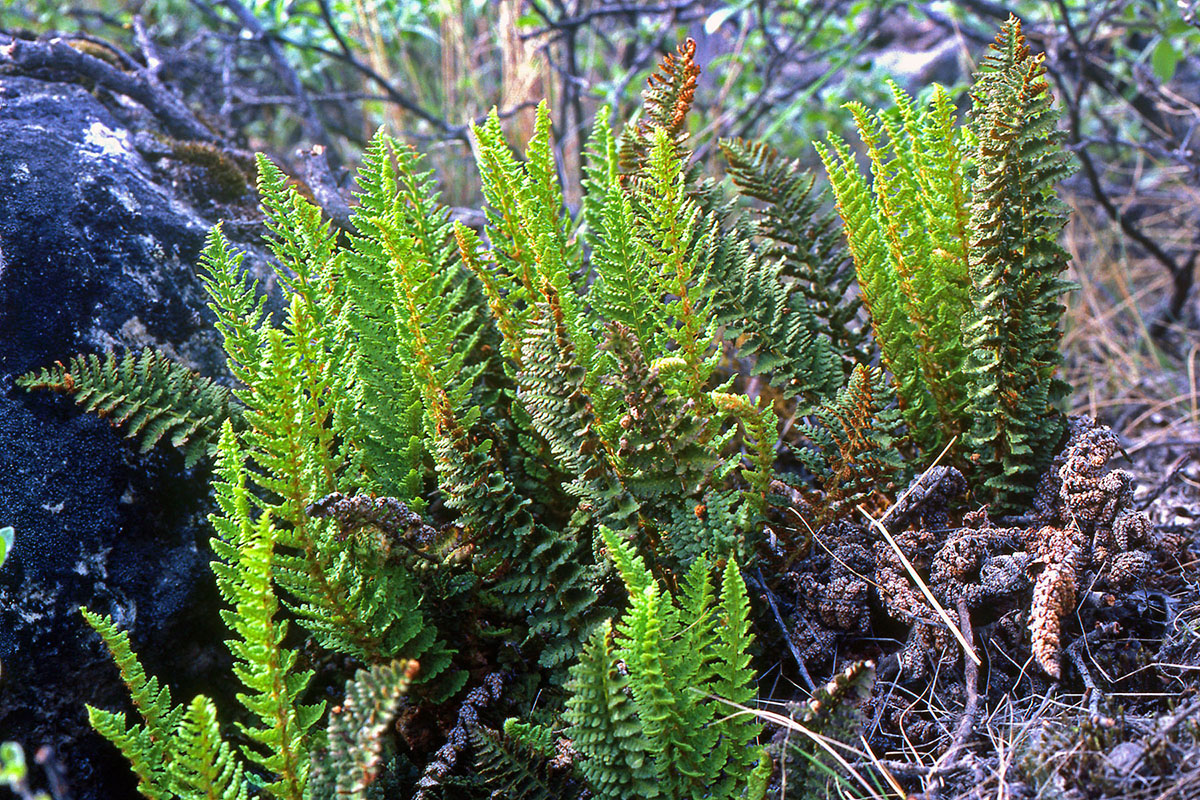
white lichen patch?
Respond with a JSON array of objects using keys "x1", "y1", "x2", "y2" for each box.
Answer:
[{"x1": 83, "y1": 119, "x2": 135, "y2": 160}]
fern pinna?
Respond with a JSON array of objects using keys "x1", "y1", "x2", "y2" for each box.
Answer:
[{"x1": 817, "y1": 16, "x2": 1076, "y2": 506}]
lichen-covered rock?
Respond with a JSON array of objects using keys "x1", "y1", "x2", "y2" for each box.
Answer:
[{"x1": 0, "y1": 74, "x2": 270, "y2": 799}]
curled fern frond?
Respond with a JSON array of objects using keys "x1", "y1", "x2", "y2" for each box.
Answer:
[{"x1": 18, "y1": 349, "x2": 239, "y2": 467}]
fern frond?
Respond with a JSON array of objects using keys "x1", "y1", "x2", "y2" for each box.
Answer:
[
  {"x1": 209, "y1": 424, "x2": 319, "y2": 800},
  {"x1": 603, "y1": 324, "x2": 715, "y2": 509},
  {"x1": 564, "y1": 621, "x2": 660, "y2": 800},
  {"x1": 816, "y1": 135, "x2": 938, "y2": 450},
  {"x1": 795, "y1": 365, "x2": 907, "y2": 524},
  {"x1": 308, "y1": 659, "x2": 417, "y2": 800},
  {"x1": 962, "y1": 15, "x2": 1075, "y2": 506},
  {"x1": 619, "y1": 37, "x2": 701, "y2": 176},
  {"x1": 18, "y1": 349, "x2": 239, "y2": 467},
  {"x1": 635, "y1": 127, "x2": 718, "y2": 397},
  {"x1": 196, "y1": 224, "x2": 269, "y2": 390},
  {"x1": 710, "y1": 391, "x2": 778, "y2": 515},
  {"x1": 470, "y1": 727, "x2": 581, "y2": 800},
  {"x1": 721, "y1": 137, "x2": 868, "y2": 368},
  {"x1": 340, "y1": 130, "x2": 458, "y2": 501},
  {"x1": 80, "y1": 609, "x2": 182, "y2": 800},
  {"x1": 171, "y1": 696, "x2": 248, "y2": 800},
  {"x1": 712, "y1": 558, "x2": 761, "y2": 763},
  {"x1": 517, "y1": 280, "x2": 641, "y2": 550},
  {"x1": 708, "y1": 231, "x2": 843, "y2": 405}
]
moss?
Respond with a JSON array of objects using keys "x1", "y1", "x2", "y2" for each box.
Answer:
[{"x1": 168, "y1": 140, "x2": 253, "y2": 202}]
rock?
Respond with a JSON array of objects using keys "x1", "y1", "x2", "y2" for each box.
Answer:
[{"x1": 0, "y1": 75, "x2": 269, "y2": 799}]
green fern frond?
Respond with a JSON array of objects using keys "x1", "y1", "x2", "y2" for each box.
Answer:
[
  {"x1": 171, "y1": 696, "x2": 248, "y2": 800},
  {"x1": 340, "y1": 130, "x2": 457, "y2": 502},
  {"x1": 196, "y1": 224, "x2": 270, "y2": 391},
  {"x1": 18, "y1": 349, "x2": 239, "y2": 467},
  {"x1": 635, "y1": 127, "x2": 718, "y2": 397},
  {"x1": 209, "y1": 424, "x2": 320, "y2": 800},
  {"x1": 308, "y1": 660, "x2": 417, "y2": 800},
  {"x1": 816, "y1": 134, "x2": 938, "y2": 450},
  {"x1": 795, "y1": 365, "x2": 907, "y2": 524},
  {"x1": 710, "y1": 391, "x2": 777, "y2": 516},
  {"x1": 712, "y1": 558, "x2": 761, "y2": 760},
  {"x1": 564, "y1": 621, "x2": 659, "y2": 800},
  {"x1": 470, "y1": 726, "x2": 581, "y2": 800},
  {"x1": 721, "y1": 137, "x2": 868, "y2": 368},
  {"x1": 962, "y1": 15, "x2": 1075, "y2": 506},
  {"x1": 708, "y1": 231, "x2": 843, "y2": 405},
  {"x1": 80, "y1": 609, "x2": 182, "y2": 800},
  {"x1": 566, "y1": 530, "x2": 763, "y2": 798}
]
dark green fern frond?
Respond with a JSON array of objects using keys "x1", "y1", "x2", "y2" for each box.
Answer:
[
  {"x1": 517, "y1": 280, "x2": 641, "y2": 548},
  {"x1": 660, "y1": 489, "x2": 746, "y2": 569},
  {"x1": 961, "y1": 15, "x2": 1076, "y2": 507},
  {"x1": 470, "y1": 727, "x2": 582, "y2": 800},
  {"x1": 308, "y1": 659, "x2": 417, "y2": 800},
  {"x1": 18, "y1": 348, "x2": 239, "y2": 467},
  {"x1": 707, "y1": 232, "x2": 842, "y2": 405},
  {"x1": 721, "y1": 137, "x2": 868, "y2": 367},
  {"x1": 795, "y1": 365, "x2": 907, "y2": 525},
  {"x1": 602, "y1": 324, "x2": 716, "y2": 510}
]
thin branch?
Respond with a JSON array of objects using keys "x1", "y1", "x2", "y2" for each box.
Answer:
[{"x1": 0, "y1": 34, "x2": 219, "y2": 143}]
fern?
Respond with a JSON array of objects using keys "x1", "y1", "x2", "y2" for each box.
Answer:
[
  {"x1": 794, "y1": 365, "x2": 907, "y2": 525},
  {"x1": 209, "y1": 423, "x2": 320, "y2": 800},
  {"x1": 308, "y1": 659, "x2": 417, "y2": 800},
  {"x1": 561, "y1": 529, "x2": 764, "y2": 800},
  {"x1": 44, "y1": 26, "x2": 1093, "y2": 800},
  {"x1": 171, "y1": 697, "x2": 249, "y2": 800},
  {"x1": 618, "y1": 38, "x2": 702, "y2": 178},
  {"x1": 469, "y1": 727, "x2": 581, "y2": 800},
  {"x1": 817, "y1": 82, "x2": 974, "y2": 453},
  {"x1": 961, "y1": 15, "x2": 1076, "y2": 504},
  {"x1": 818, "y1": 20, "x2": 1076, "y2": 508},
  {"x1": 17, "y1": 348, "x2": 238, "y2": 467},
  {"x1": 774, "y1": 660, "x2": 875, "y2": 799},
  {"x1": 80, "y1": 609, "x2": 183, "y2": 800},
  {"x1": 721, "y1": 137, "x2": 868, "y2": 369},
  {"x1": 81, "y1": 610, "x2": 250, "y2": 800}
]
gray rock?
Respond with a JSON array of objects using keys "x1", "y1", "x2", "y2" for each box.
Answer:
[{"x1": 0, "y1": 75, "x2": 269, "y2": 799}]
